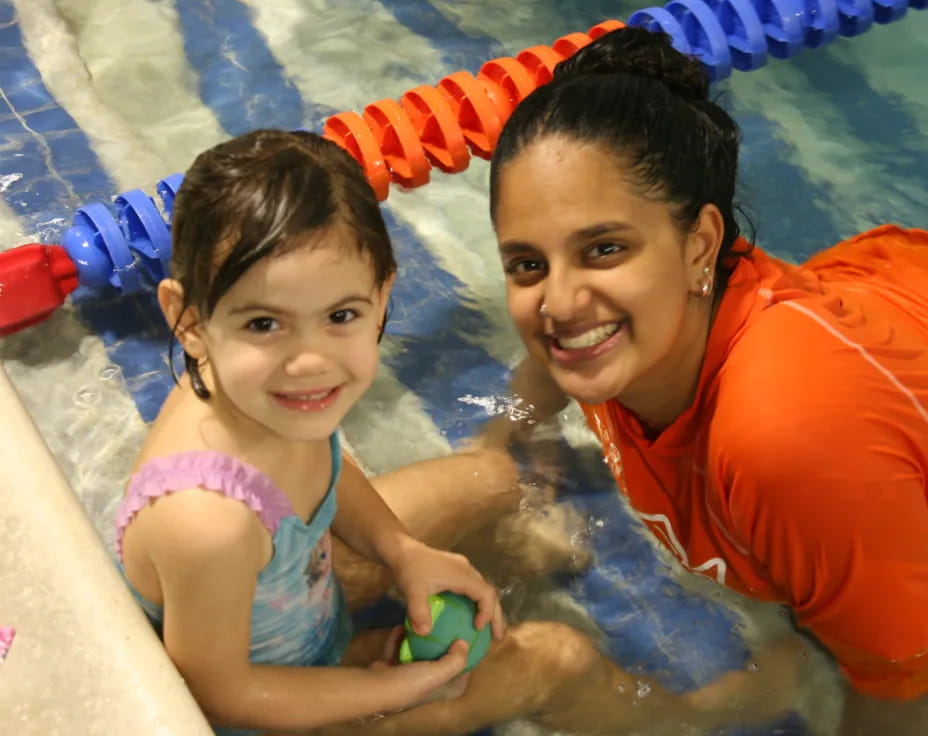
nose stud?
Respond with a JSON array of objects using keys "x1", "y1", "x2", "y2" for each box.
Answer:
[{"x1": 539, "y1": 303, "x2": 549, "y2": 317}]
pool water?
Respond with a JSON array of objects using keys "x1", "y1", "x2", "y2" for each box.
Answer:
[{"x1": 1, "y1": 1, "x2": 926, "y2": 734}]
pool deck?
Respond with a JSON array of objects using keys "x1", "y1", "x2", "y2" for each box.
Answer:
[{"x1": 0, "y1": 365, "x2": 211, "y2": 735}]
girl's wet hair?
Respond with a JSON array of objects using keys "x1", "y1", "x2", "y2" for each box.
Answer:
[
  {"x1": 489, "y1": 26, "x2": 752, "y2": 285},
  {"x1": 168, "y1": 129, "x2": 396, "y2": 398}
]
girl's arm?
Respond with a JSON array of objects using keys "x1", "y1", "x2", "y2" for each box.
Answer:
[
  {"x1": 147, "y1": 489, "x2": 468, "y2": 731},
  {"x1": 331, "y1": 456, "x2": 504, "y2": 637}
]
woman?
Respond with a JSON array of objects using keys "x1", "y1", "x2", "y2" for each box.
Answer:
[{"x1": 488, "y1": 26, "x2": 928, "y2": 734}]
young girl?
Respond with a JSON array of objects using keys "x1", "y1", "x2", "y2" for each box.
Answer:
[{"x1": 115, "y1": 129, "x2": 793, "y2": 736}]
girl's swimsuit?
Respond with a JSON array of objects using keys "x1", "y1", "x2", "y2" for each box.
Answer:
[
  {"x1": 582, "y1": 225, "x2": 928, "y2": 700},
  {"x1": 114, "y1": 433, "x2": 352, "y2": 735}
]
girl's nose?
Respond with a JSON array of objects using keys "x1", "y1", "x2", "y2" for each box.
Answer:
[{"x1": 283, "y1": 340, "x2": 330, "y2": 376}]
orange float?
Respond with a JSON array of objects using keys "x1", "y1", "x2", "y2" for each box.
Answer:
[
  {"x1": 400, "y1": 85, "x2": 471, "y2": 173},
  {"x1": 322, "y1": 111, "x2": 391, "y2": 200},
  {"x1": 363, "y1": 98, "x2": 432, "y2": 188},
  {"x1": 436, "y1": 71, "x2": 503, "y2": 160}
]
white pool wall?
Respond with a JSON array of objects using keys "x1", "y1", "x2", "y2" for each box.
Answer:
[{"x1": 0, "y1": 364, "x2": 212, "y2": 736}]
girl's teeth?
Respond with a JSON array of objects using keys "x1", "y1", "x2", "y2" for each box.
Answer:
[
  {"x1": 557, "y1": 323, "x2": 620, "y2": 350},
  {"x1": 290, "y1": 391, "x2": 329, "y2": 400}
]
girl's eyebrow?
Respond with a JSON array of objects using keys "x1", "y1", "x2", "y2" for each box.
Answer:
[
  {"x1": 228, "y1": 294, "x2": 373, "y2": 316},
  {"x1": 228, "y1": 302, "x2": 288, "y2": 316},
  {"x1": 499, "y1": 221, "x2": 635, "y2": 254},
  {"x1": 325, "y1": 294, "x2": 374, "y2": 311}
]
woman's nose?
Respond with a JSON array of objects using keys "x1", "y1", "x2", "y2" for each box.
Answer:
[{"x1": 541, "y1": 268, "x2": 589, "y2": 322}]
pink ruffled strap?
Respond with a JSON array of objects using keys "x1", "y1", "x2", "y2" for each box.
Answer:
[{"x1": 114, "y1": 451, "x2": 295, "y2": 561}]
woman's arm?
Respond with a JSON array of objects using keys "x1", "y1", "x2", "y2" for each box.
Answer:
[{"x1": 476, "y1": 355, "x2": 569, "y2": 449}]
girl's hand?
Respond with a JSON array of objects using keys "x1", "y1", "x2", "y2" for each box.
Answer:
[
  {"x1": 388, "y1": 538, "x2": 505, "y2": 640},
  {"x1": 370, "y1": 628, "x2": 472, "y2": 708}
]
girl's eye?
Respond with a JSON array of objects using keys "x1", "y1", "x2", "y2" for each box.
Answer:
[
  {"x1": 245, "y1": 317, "x2": 278, "y2": 333},
  {"x1": 330, "y1": 309, "x2": 358, "y2": 324}
]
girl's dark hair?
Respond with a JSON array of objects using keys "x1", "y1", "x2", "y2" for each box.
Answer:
[
  {"x1": 489, "y1": 27, "x2": 752, "y2": 285},
  {"x1": 169, "y1": 129, "x2": 396, "y2": 399}
]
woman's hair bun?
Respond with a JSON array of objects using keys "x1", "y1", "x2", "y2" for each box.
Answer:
[{"x1": 553, "y1": 26, "x2": 709, "y2": 104}]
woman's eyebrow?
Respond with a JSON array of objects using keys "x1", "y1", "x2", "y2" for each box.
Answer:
[
  {"x1": 500, "y1": 222, "x2": 635, "y2": 254},
  {"x1": 499, "y1": 241, "x2": 537, "y2": 256},
  {"x1": 569, "y1": 221, "x2": 635, "y2": 243}
]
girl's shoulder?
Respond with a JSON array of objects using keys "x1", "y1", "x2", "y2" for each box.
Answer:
[
  {"x1": 123, "y1": 449, "x2": 295, "y2": 533},
  {"x1": 116, "y1": 448, "x2": 296, "y2": 571}
]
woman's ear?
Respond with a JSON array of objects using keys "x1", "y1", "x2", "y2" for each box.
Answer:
[
  {"x1": 157, "y1": 279, "x2": 206, "y2": 359},
  {"x1": 685, "y1": 203, "x2": 724, "y2": 292}
]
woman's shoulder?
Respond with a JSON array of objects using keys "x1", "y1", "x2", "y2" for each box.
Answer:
[
  {"x1": 708, "y1": 299, "x2": 877, "y2": 480},
  {"x1": 708, "y1": 280, "x2": 928, "y2": 495}
]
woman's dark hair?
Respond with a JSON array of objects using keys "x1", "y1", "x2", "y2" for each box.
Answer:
[
  {"x1": 168, "y1": 129, "x2": 396, "y2": 399},
  {"x1": 489, "y1": 27, "x2": 752, "y2": 285}
]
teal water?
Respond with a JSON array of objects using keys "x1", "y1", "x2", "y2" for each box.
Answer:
[{"x1": 0, "y1": 2, "x2": 925, "y2": 733}]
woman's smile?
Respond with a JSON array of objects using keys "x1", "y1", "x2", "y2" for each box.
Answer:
[{"x1": 546, "y1": 319, "x2": 628, "y2": 364}]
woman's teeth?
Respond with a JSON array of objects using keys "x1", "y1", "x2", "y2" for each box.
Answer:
[{"x1": 557, "y1": 323, "x2": 621, "y2": 350}]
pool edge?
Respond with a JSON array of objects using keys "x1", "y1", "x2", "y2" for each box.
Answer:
[{"x1": 0, "y1": 364, "x2": 212, "y2": 735}]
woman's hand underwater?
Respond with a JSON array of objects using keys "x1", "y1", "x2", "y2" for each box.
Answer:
[{"x1": 386, "y1": 537, "x2": 505, "y2": 640}]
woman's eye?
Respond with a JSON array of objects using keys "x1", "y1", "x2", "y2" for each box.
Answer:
[
  {"x1": 245, "y1": 317, "x2": 278, "y2": 333},
  {"x1": 504, "y1": 259, "x2": 546, "y2": 276},
  {"x1": 330, "y1": 309, "x2": 358, "y2": 324},
  {"x1": 590, "y1": 242, "x2": 625, "y2": 259}
]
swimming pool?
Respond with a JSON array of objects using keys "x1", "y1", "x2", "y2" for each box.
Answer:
[{"x1": 1, "y1": 1, "x2": 926, "y2": 733}]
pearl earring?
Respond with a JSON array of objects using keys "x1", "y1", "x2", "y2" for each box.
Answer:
[
  {"x1": 699, "y1": 266, "x2": 712, "y2": 297},
  {"x1": 539, "y1": 303, "x2": 549, "y2": 317}
]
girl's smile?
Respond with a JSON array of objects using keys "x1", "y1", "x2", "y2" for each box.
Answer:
[{"x1": 270, "y1": 385, "x2": 343, "y2": 413}]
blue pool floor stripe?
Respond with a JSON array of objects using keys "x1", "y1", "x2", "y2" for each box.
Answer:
[
  {"x1": 377, "y1": 0, "x2": 506, "y2": 69},
  {"x1": 72, "y1": 286, "x2": 176, "y2": 423},
  {"x1": 727, "y1": 101, "x2": 842, "y2": 261},
  {"x1": 172, "y1": 0, "x2": 333, "y2": 135},
  {"x1": 789, "y1": 50, "x2": 928, "y2": 218},
  {"x1": 0, "y1": 2, "x2": 116, "y2": 235},
  {"x1": 381, "y1": 207, "x2": 518, "y2": 444}
]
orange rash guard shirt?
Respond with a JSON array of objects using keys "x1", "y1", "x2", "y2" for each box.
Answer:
[{"x1": 581, "y1": 225, "x2": 928, "y2": 700}]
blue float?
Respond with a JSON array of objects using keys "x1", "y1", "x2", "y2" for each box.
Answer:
[
  {"x1": 837, "y1": 0, "x2": 876, "y2": 35},
  {"x1": 156, "y1": 173, "x2": 185, "y2": 221},
  {"x1": 665, "y1": 0, "x2": 735, "y2": 80},
  {"x1": 62, "y1": 203, "x2": 139, "y2": 292},
  {"x1": 802, "y1": 0, "x2": 841, "y2": 46},
  {"x1": 750, "y1": 0, "x2": 807, "y2": 57},
  {"x1": 872, "y1": 0, "x2": 909, "y2": 22},
  {"x1": 627, "y1": 8, "x2": 695, "y2": 54},
  {"x1": 702, "y1": 0, "x2": 769, "y2": 70},
  {"x1": 115, "y1": 190, "x2": 172, "y2": 283}
]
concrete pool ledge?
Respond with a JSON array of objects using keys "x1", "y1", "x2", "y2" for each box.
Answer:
[{"x1": 0, "y1": 366, "x2": 212, "y2": 735}]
